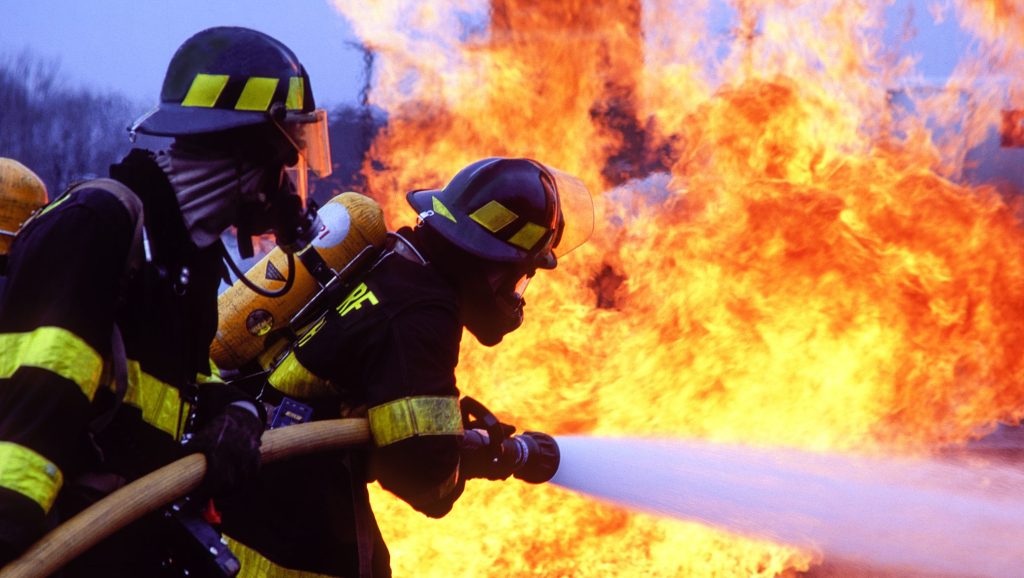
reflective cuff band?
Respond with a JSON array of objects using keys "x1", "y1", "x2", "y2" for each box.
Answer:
[
  {"x1": 226, "y1": 536, "x2": 336, "y2": 578},
  {"x1": 0, "y1": 326, "x2": 104, "y2": 400},
  {"x1": 368, "y1": 396, "x2": 463, "y2": 447},
  {"x1": 268, "y1": 352, "x2": 333, "y2": 398},
  {"x1": 0, "y1": 442, "x2": 63, "y2": 513},
  {"x1": 122, "y1": 360, "x2": 189, "y2": 439}
]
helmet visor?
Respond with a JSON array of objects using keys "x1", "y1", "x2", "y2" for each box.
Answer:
[
  {"x1": 281, "y1": 108, "x2": 333, "y2": 178},
  {"x1": 545, "y1": 166, "x2": 594, "y2": 259}
]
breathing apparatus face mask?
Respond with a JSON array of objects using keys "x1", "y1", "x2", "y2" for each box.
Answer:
[
  {"x1": 233, "y1": 109, "x2": 331, "y2": 258},
  {"x1": 464, "y1": 167, "x2": 589, "y2": 340},
  {"x1": 461, "y1": 262, "x2": 536, "y2": 347},
  {"x1": 232, "y1": 167, "x2": 294, "y2": 253}
]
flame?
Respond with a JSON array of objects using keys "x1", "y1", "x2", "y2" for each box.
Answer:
[{"x1": 327, "y1": 1, "x2": 1024, "y2": 575}]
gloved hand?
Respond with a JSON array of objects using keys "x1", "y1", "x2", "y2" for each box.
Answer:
[
  {"x1": 185, "y1": 403, "x2": 263, "y2": 498},
  {"x1": 458, "y1": 425, "x2": 519, "y2": 481}
]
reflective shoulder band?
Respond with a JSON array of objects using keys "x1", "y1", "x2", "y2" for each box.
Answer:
[
  {"x1": 0, "y1": 326, "x2": 104, "y2": 400},
  {"x1": 368, "y1": 396, "x2": 463, "y2": 447},
  {"x1": 0, "y1": 442, "x2": 63, "y2": 513},
  {"x1": 268, "y1": 352, "x2": 333, "y2": 398}
]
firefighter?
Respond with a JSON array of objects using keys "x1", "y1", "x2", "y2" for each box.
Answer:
[
  {"x1": 0, "y1": 26, "x2": 332, "y2": 574},
  {"x1": 0, "y1": 158, "x2": 48, "y2": 277},
  {"x1": 216, "y1": 157, "x2": 594, "y2": 577}
]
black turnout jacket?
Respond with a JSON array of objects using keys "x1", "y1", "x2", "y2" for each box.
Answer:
[
  {"x1": 0, "y1": 149, "x2": 231, "y2": 567},
  {"x1": 219, "y1": 230, "x2": 466, "y2": 578}
]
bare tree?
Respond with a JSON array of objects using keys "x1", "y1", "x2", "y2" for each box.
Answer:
[{"x1": 0, "y1": 50, "x2": 144, "y2": 195}]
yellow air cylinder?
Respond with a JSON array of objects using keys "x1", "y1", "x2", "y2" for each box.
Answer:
[
  {"x1": 212, "y1": 192, "x2": 387, "y2": 370},
  {"x1": 0, "y1": 158, "x2": 48, "y2": 254}
]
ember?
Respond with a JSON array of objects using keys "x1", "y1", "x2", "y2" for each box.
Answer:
[{"x1": 328, "y1": 1, "x2": 1024, "y2": 575}]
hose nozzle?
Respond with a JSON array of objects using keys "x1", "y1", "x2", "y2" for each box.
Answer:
[
  {"x1": 460, "y1": 428, "x2": 561, "y2": 484},
  {"x1": 508, "y1": 431, "x2": 560, "y2": 484}
]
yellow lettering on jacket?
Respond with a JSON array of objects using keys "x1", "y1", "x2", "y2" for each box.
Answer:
[
  {"x1": 296, "y1": 317, "x2": 326, "y2": 349},
  {"x1": 335, "y1": 283, "x2": 378, "y2": 317}
]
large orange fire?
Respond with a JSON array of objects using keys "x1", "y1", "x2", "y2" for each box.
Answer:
[{"x1": 326, "y1": 1, "x2": 1023, "y2": 576}]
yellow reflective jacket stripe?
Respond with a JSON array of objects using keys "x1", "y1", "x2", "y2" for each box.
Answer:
[
  {"x1": 226, "y1": 537, "x2": 337, "y2": 578},
  {"x1": 0, "y1": 442, "x2": 63, "y2": 513},
  {"x1": 268, "y1": 353, "x2": 334, "y2": 399},
  {"x1": 0, "y1": 329, "x2": 187, "y2": 438},
  {"x1": 0, "y1": 326, "x2": 104, "y2": 399},
  {"x1": 367, "y1": 396, "x2": 463, "y2": 447},
  {"x1": 122, "y1": 360, "x2": 190, "y2": 439}
]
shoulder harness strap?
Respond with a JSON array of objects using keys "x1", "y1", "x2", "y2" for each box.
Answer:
[
  {"x1": 64, "y1": 178, "x2": 146, "y2": 277},
  {"x1": 61, "y1": 178, "x2": 146, "y2": 437}
]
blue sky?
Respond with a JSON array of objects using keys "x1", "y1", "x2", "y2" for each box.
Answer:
[{"x1": 0, "y1": 0, "x2": 366, "y2": 106}]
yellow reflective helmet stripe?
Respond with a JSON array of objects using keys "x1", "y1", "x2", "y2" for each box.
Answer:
[
  {"x1": 235, "y1": 77, "x2": 280, "y2": 111},
  {"x1": 470, "y1": 200, "x2": 517, "y2": 233},
  {"x1": 180, "y1": 74, "x2": 306, "y2": 111},
  {"x1": 181, "y1": 74, "x2": 229, "y2": 108},
  {"x1": 431, "y1": 196, "x2": 457, "y2": 223},
  {"x1": 466, "y1": 199, "x2": 548, "y2": 251},
  {"x1": 368, "y1": 396, "x2": 463, "y2": 447},
  {"x1": 0, "y1": 327, "x2": 103, "y2": 400},
  {"x1": 226, "y1": 536, "x2": 335, "y2": 578},
  {"x1": 0, "y1": 442, "x2": 63, "y2": 513},
  {"x1": 268, "y1": 352, "x2": 334, "y2": 399},
  {"x1": 507, "y1": 221, "x2": 547, "y2": 251},
  {"x1": 121, "y1": 360, "x2": 190, "y2": 439},
  {"x1": 286, "y1": 77, "x2": 305, "y2": 111}
]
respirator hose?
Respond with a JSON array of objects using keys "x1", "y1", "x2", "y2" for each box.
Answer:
[{"x1": 220, "y1": 243, "x2": 296, "y2": 299}]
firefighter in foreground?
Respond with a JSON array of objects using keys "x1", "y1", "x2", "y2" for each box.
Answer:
[
  {"x1": 0, "y1": 26, "x2": 332, "y2": 574},
  {"x1": 216, "y1": 157, "x2": 594, "y2": 577}
]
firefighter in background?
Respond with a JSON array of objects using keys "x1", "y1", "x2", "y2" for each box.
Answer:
[
  {"x1": 0, "y1": 158, "x2": 48, "y2": 277},
  {"x1": 217, "y1": 157, "x2": 594, "y2": 577},
  {"x1": 0, "y1": 26, "x2": 332, "y2": 574}
]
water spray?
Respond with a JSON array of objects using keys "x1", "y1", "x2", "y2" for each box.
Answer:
[{"x1": 548, "y1": 436, "x2": 1024, "y2": 577}]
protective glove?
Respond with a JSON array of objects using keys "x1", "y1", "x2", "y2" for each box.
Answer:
[
  {"x1": 185, "y1": 403, "x2": 263, "y2": 498},
  {"x1": 458, "y1": 425, "x2": 519, "y2": 481}
]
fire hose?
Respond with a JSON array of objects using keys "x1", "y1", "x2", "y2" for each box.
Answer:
[{"x1": 0, "y1": 418, "x2": 371, "y2": 578}]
